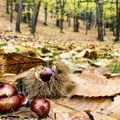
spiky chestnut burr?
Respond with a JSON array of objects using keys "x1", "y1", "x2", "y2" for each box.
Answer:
[{"x1": 24, "y1": 60, "x2": 76, "y2": 99}]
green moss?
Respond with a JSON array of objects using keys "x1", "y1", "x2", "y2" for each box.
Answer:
[
  {"x1": 107, "y1": 60, "x2": 120, "y2": 73},
  {"x1": 0, "y1": 41, "x2": 8, "y2": 47}
]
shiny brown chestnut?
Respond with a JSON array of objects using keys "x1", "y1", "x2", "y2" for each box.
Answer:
[
  {"x1": 0, "y1": 84, "x2": 18, "y2": 98},
  {"x1": 18, "y1": 93, "x2": 27, "y2": 105},
  {"x1": 30, "y1": 98, "x2": 50, "y2": 118},
  {"x1": 0, "y1": 95, "x2": 22, "y2": 113},
  {"x1": 40, "y1": 68, "x2": 53, "y2": 82}
]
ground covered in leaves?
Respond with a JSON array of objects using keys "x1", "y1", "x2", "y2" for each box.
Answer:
[{"x1": 0, "y1": 3, "x2": 120, "y2": 120}]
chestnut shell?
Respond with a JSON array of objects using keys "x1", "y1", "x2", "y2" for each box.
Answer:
[{"x1": 30, "y1": 98, "x2": 50, "y2": 118}]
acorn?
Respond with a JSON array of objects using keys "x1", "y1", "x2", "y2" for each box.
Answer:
[
  {"x1": 0, "y1": 95, "x2": 22, "y2": 113},
  {"x1": 30, "y1": 98, "x2": 50, "y2": 118},
  {"x1": 0, "y1": 84, "x2": 18, "y2": 98},
  {"x1": 40, "y1": 68, "x2": 54, "y2": 82}
]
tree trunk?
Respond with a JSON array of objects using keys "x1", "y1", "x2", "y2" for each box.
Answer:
[
  {"x1": 60, "y1": 0, "x2": 65, "y2": 33},
  {"x1": 6, "y1": 0, "x2": 10, "y2": 14},
  {"x1": 88, "y1": 11, "x2": 93, "y2": 30},
  {"x1": 31, "y1": 1, "x2": 41, "y2": 34},
  {"x1": 16, "y1": 0, "x2": 22, "y2": 32},
  {"x1": 96, "y1": 1, "x2": 104, "y2": 41},
  {"x1": 73, "y1": 0, "x2": 79, "y2": 32},
  {"x1": 27, "y1": 4, "x2": 31, "y2": 27},
  {"x1": 115, "y1": 0, "x2": 120, "y2": 41},
  {"x1": 74, "y1": 16, "x2": 79, "y2": 32},
  {"x1": 85, "y1": 2, "x2": 88, "y2": 35},
  {"x1": 10, "y1": 0, "x2": 13, "y2": 22},
  {"x1": 44, "y1": 3, "x2": 48, "y2": 26},
  {"x1": 56, "y1": 0, "x2": 60, "y2": 27},
  {"x1": 68, "y1": 17, "x2": 71, "y2": 27}
]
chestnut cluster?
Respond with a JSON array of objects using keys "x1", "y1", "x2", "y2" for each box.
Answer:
[
  {"x1": 0, "y1": 83, "x2": 51, "y2": 118},
  {"x1": 0, "y1": 84, "x2": 26, "y2": 113}
]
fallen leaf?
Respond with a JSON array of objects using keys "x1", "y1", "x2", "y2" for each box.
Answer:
[
  {"x1": 0, "y1": 69, "x2": 31, "y2": 83},
  {"x1": 91, "y1": 112, "x2": 118, "y2": 120},
  {"x1": 55, "y1": 111, "x2": 90, "y2": 120},
  {"x1": 55, "y1": 96, "x2": 112, "y2": 113},
  {"x1": 101, "y1": 95, "x2": 120, "y2": 119},
  {"x1": 60, "y1": 72, "x2": 120, "y2": 97},
  {"x1": 76, "y1": 48, "x2": 99, "y2": 58},
  {"x1": 50, "y1": 101, "x2": 90, "y2": 120},
  {"x1": 0, "y1": 53, "x2": 50, "y2": 74}
]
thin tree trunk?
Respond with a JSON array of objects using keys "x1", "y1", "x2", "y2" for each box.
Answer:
[
  {"x1": 68, "y1": 17, "x2": 71, "y2": 27},
  {"x1": 96, "y1": 1, "x2": 104, "y2": 41},
  {"x1": 6, "y1": 0, "x2": 10, "y2": 14},
  {"x1": 16, "y1": 0, "x2": 22, "y2": 32},
  {"x1": 44, "y1": 3, "x2": 48, "y2": 26},
  {"x1": 10, "y1": 0, "x2": 13, "y2": 22},
  {"x1": 60, "y1": 0, "x2": 65, "y2": 33},
  {"x1": 56, "y1": 0, "x2": 60, "y2": 27},
  {"x1": 27, "y1": 4, "x2": 31, "y2": 27},
  {"x1": 31, "y1": 1, "x2": 41, "y2": 34},
  {"x1": 115, "y1": 0, "x2": 120, "y2": 41},
  {"x1": 35, "y1": 1, "x2": 41, "y2": 27},
  {"x1": 85, "y1": 2, "x2": 88, "y2": 35},
  {"x1": 73, "y1": 0, "x2": 79, "y2": 32}
]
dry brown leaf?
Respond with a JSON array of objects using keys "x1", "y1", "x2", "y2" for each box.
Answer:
[
  {"x1": 55, "y1": 111, "x2": 90, "y2": 120},
  {"x1": 76, "y1": 48, "x2": 99, "y2": 58},
  {"x1": 50, "y1": 101, "x2": 90, "y2": 120},
  {"x1": 0, "y1": 70, "x2": 31, "y2": 83},
  {"x1": 14, "y1": 44, "x2": 36, "y2": 57},
  {"x1": 101, "y1": 95, "x2": 120, "y2": 119},
  {"x1": 55, "y1": 96, "x2": 112, "y2": 113},
  {"x1": 60, "y1": 72, "x2": 120, "y2": 97},
  {"x1": 55, "y1": 59, "x2": 83, "y2": 74},
  {"x1": 0, "y1": 49, "x2": 6, "y2": 54},
  {"x1": 0, "y1": 53, "x2": 50, "y2": 74},
  {"x1": 91, "y1": 112, "x2": 118, "y2": 120}
]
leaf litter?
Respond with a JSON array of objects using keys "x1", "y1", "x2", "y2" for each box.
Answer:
[{"x1": 0, "y1": 25, "x2": 120, "y2": 120}]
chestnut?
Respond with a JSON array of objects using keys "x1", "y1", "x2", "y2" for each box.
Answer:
[
  {"x1": 0, "y1": 95, "x2": 22, "y2": 113},
  {"x1": 18, "y1": 93, "x2": 26, "y2": 105},
  {"x1": 30, "y1": 98, "x2": 50, "y2": 118},
  {"x1": 0, "y1": 84, "x2": 18, "y2": 98},
  {"x1": 40, "y1": 68, "x2": 53, "y2": 82}
]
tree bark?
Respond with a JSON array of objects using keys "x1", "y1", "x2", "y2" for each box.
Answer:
[
  {"x1": 56, "y1": 0, "x2": 60, "y2": 27},
  {"x1": 6, "y1": 0, "x2": 10, "y2": 14},
  {"x1": 10, "y1": 0, "x2": 13, "y2": 22},
  {"x1": 16, "y1": 0, "x2": 22, "y2": 32},
  {"x1": 73, "y1": 0, "x2": 79, "y2": 32},
  {"x1": 31, "y1": 0, "x2": 41, "y2": 34},
  {"x1": 85, "y1": 2, "x2": 88, "y2": 35},
  {"x1": 115, "y1": 0, "x2": 120, "y2": 41},
  {"x1": 44, "y1": 3, "x2": 48, "y2": 26},
  {"x1": 96, "y1": 1, "x2": 104, "y2": 41},
  {"x1": 60, "y1": 0, "x2": 65, "y2": 33}
]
